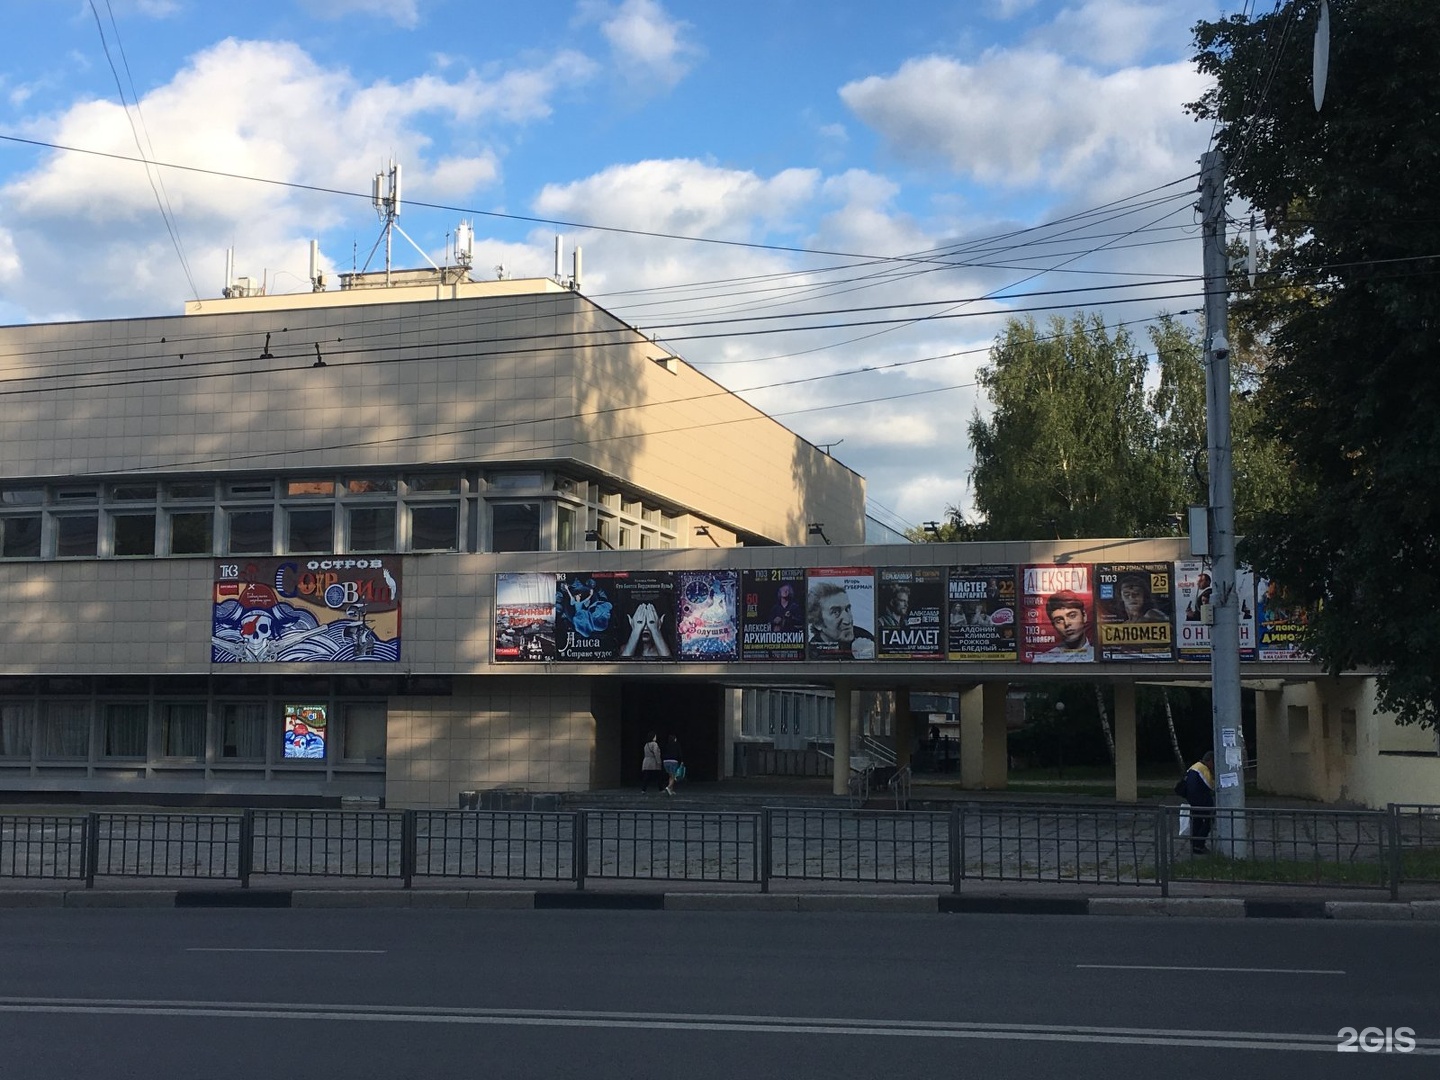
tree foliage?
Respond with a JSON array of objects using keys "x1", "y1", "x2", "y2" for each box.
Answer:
[
  {"x1": 1190, "y1": 0, "x2": 1440, "y2": 728},
  {"x1": 966, "y1": 312, "x2": 1211, "y2": 539}
]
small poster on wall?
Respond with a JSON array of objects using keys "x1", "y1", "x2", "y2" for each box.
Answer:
[
  {"x1": 876, "y1": 567, "x2": 944, "y2": 660},
  {"x1": 283, "y1": 704, "x2": 327, "y2": 760},
  {"x1": 1020, "y1": 564, "x2": 1095, "y2": 663},
  {"x1": 676, "y1": 570, "x2": 739, "y2": 661},
  {"x1": 947, "y1": 565, "x2": 1019, "y2": 661},
  {"x1": 740, "y1": 568, "x2": 807, "y2": 661},
  {"x1": 495, "y1": 572, "x2": 558, "y2": 662},
  {"x1": 1096, "y1": 562, "x2": 1175, "y2": 661},
  {"x1": 806, "y1": 568, "x2": 876, "y2": 661}
]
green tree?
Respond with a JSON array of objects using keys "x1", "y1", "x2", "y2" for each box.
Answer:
[
  {"x1": 1190, "y1": 0, "x2": 1440, "y2": 728},
  {"x1": 967, "y1": 312, "x2": 1199, "y2": 539}
]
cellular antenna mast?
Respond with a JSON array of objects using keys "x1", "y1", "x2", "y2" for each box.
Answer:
[{"x1": 369, "y1": 160, "x2": 441, "y2": 284}]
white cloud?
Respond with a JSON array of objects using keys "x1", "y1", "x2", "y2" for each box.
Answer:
[
  {"x1": 581, "y1": 0, "x2": 700, "y2": 89},
  {"x1": 0, "y1": 37, "x2": 597, "y2": 319},
  {"x1": 1030, "y1": 2, "x2": 1200, "y2": 67},
  {"x1": 839, "y1": 50, "x2": 1206, "y2": 193},
  {"x1": 299, "y1": 0, "x2": 424, "y2": 29},
  {"x1": 0, "y1": 227, "x2": 19, "y2": 283}
]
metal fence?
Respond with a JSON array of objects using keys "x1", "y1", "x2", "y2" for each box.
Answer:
[
  {"x1": 957, "y1": 803, "x2": 1158, "y2": 888},
  {"x1": 1, "y1": 803, "x2": 1436, "y2": 895},
  {"x1": 1163, "y1": 805, "x2": 1392, "y2": 894},
  {"x1": 1391, "y1": 804, "x2": 1440, "y2": 884},
  {"x1": 768, "y1": 808, "x2": 950, "y2": 886},
  {"x1": 583, "y1": 810, "x2": 759, "y2": 886}
]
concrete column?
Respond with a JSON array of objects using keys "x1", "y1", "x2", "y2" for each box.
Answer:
[
  {"x1": 1113, "y1": 681, "x2": 1137, "y2": 802},
  {"x1": 1254, "y1": 687, "x2": 1284, "y2": 796},
  {"x1": 832, "y1": 682, "x2": 852, "y2": 796},
  {"x1": 894, "y1": 686, "x2": 912, "y2": 768},
  {"x1": 959, "y1": 684, "x2": 984, "y2": 789},
  {"x1": 982, "y1": 681, "x2": 1009, "y2": 789}
]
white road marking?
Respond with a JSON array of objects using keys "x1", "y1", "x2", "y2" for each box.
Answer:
[
  {"x1": 1077, "y1": 973, "x2": 1342, "y2": 979},
  {"x1": 184, "y1": 948, "x2": 386, "y2": 954},
  {"x1": 0, "y1": 997, "x2": 1430, "y2": 1054}
]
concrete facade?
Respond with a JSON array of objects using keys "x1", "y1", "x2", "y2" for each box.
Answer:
[{"x1": 0, "y1": 277, "x2": 1434, "y2": 809}]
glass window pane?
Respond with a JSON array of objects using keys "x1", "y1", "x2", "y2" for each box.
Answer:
[
  {"x1": 165, "y1": 481, "x2": 213, "y2": 500},
  {"x1": 56, "y1": 487, "x2": 98, "y2": 502},
  {"x1": 557, "y1": 506, "x2": 576, "y2": 551},
  {"x1": 228, "y1": 510, "x2": 273, "y2": 554},
  {"x1": 407, "y1": 474, "x2": 461, "y2": 494},
  {"x1": 225, "y1": 481, "x2": 273, "y2": 499},
  {"x1": 219, "y1": 702, "x2": 267, "y2": 760},
  {"x1": 491, "y1": 502, "x2": 540, "y2": 552},
  {"x1": 489, "y1": 472, "x2": 542, "y2": 490},
  {"x1": 108, "y1": 484, "x2": 157, "y2": 502},
  {"x1": 286, "y1": 480, "x2": 335, "y2": 498},
  {"x1": 347, "y1": 506, "x2": 395, "y2": 552},
  {"x1": 0, "y1": 488, "x2": 43, "y2": 506},
  {"x1": 113, "y1": 513, "x2": 156, "y2": 556},
  {"x1": 57, "y1": 515, "x2": 98, "y2": 557},
  {"x1": 346, "y1": 478, "x2": 396, "y2": 496},
  {"x1": 342, "y1": 702, "x2": 387, "y2": 762},
  {"x1": 411, "y1": 505, "x2": 459, "y2": 551},
  {"x1": 41, "y1": 701, "x2": 90, "y2": 759},
  {"x1": 0, "y1": 702, "x2": 33, "y2": 758},
  {"x1": 171, "y1": 512, "x2": 213, "y2": 555},
  {"x1": 161, "y1": 702, "x2": 206, "y2": 758},
  {"x1": 287, "y1": 508, "x2": 333, "y2": 553},
  {"x1": 0, "y1": 516, "x2": 42, "y2": 558},
  {"x1": 102, "y1": 702, "x2": 148, "y2": 758}
]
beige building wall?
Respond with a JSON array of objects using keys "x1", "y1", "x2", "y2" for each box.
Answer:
[
  {"x1": 1255, "y1": 679, "x2": 1440, "y2": 807},
  {"x1": 385, "y1": 678, "x2": 599, "y2": 807},
  {"x1": 0, "y1": 285, "x2": 862, "y2": 547}
]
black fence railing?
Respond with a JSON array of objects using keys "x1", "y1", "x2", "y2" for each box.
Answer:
[{"x1": 1, "y1": 803, "x2": 1436, "y2": 895}]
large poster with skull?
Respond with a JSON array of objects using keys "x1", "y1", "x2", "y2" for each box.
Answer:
[{"x1": 212, "y1": 557, "x2": 402, "y2": 663}]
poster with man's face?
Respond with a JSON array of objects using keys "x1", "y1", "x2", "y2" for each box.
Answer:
[
  {"x1": 876, "y1": 567, "x2": 943, "y2": 660},
  {"x1": 1096, "y1": 562, "x2": 1174, "y2": 661},
  {"x1": 1174, "y1": 559, "x2": 1259, "y2": 662},
  {"x1": 741, "y1": 568, "x2": 807, "y2": 661},
  {"x1": 805, "y1": 568, "x2": 875, "y2": 661},
  {"x1": 1020, "y1": 564, "x2": 1094, "y2": 664},
  {"x1": 947, "y1": 565, "x2": 1019, "y2": 661}
]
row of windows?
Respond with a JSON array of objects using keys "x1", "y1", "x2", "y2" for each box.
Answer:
[
  {"x1": 0, "y1": 699, "x2": 385, "y2": 766},
  {"x1": 0, "y1": 472, "x2": 686, "y2": 559}
]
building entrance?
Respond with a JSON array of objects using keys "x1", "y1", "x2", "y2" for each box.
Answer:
[{"x1": 619, "y1": 682, "x2": 723, "y2": 786}]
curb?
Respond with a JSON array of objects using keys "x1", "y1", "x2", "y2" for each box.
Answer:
[{"x1": 4, "y1": 889, "x2": 1435, "y2": 919}]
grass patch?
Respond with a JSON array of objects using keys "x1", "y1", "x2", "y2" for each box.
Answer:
[
  {"x1": 1169, "y1": 852, "x2": 1385, "y2": 886},
  {"x1": 1400, "y1": 849, "x2": 1440, "y2": 883}
]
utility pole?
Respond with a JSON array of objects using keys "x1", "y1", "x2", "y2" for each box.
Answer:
[{"x1": 1199, "y1": 149, "x2": 1247, "y2": 857}]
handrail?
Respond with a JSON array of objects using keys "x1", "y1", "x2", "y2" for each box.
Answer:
[
  {"x1": 887, "y1": 763, "x2": 912, "y2": 810},
  {"x1": 860, "y1": 734, "x2": 898, "y2": 768}
]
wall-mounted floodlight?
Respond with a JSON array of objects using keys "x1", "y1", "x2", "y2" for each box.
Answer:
[
  {"x1": 584, "y1": 529, "x2": 614, "y2": 550},
  {"x1": 807, "y1": 523, "x2": 831, "y2": 546}
]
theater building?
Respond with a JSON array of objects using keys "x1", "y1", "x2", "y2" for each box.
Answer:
[{"x1": 0, "y1": 271, "x2": 1433, "y2": 809}]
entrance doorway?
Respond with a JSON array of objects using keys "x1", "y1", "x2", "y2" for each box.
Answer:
[{"x1": 619, "y1": 682, "x2": 723, "y2": 786}]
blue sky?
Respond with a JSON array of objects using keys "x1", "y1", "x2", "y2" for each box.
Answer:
[{"x1": 0, "y1": 0, "x2": 1228, "y2": 530}]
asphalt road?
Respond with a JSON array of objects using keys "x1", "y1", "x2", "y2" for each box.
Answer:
[{"x1": 0, "y1": 909, "x2": 1434, "y2": 1078}]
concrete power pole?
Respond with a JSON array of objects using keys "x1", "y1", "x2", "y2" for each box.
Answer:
[{"x1": 1199, "y1": 149, "x2": 1248, "y2": 857}]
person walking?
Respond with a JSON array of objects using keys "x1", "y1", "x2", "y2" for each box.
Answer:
[
  {"x1": 640, "y1": 732, "x2": 664, "y2": 794},
  {"x1": 662, "y1": 734, "x2": 683, "y2": 796},
  {"x1": 1181, "y1": 750, "x2": 1217, "y2": 854}
]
